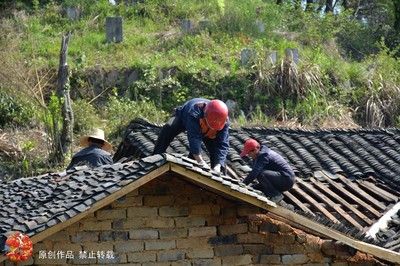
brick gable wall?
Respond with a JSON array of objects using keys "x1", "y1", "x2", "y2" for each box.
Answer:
[{"x1": 2, "y1": 174, "x2": 382, "y2": 265}]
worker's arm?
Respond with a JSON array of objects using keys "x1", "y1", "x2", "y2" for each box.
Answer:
[
  {"x1": 186, "y1": 117, "x2": 209, "y2": 167},
  {"x1": 243, "y1": 156, "x2": 268, "y2": 185},
  {"x1": 213, "y1": 123, "x2": 230, "y2": 167}
]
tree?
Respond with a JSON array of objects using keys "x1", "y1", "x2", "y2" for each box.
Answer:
[
  {"x1": 54, "y1": 32, "x2": 74, "y2": 164},
  {"x1": 325, "y1": 0, "x2": 334, "y2": 12},
  {"x1": 394, "y1": 0, "x2": 400, "y2": 32}
]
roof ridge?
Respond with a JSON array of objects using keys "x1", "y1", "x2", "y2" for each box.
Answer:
[{"x1": 125, "y1": 119, "x2": 400, "y2": 134}]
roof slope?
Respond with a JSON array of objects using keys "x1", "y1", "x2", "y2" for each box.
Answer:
[
  {"x1": 1, "y1": 153, "x2": 399, "y2": 263},
  {"x1": 114, "y1": 119, "x2": 400, "y2": 251},
  {"x1": 0, "y1": 154, "x2": 272, "y2": 239}
]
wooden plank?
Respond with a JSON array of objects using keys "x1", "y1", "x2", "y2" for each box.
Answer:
[
  {"x1": 292, "y1": 185, "x2": 340, "y2": 223},
  {"x1": 336, "y1": 174, "x2": 386, "y2": 210},
  {"x1": 270, "y1": 206, "x2": 400, "y2": 264},
  {"x1": 29, "y1": 164, "x2": 170, "y2": 244},
  {"x1": 170, "y1": 164, "x2": 400, "y2": 264},
  {"x1": 321, "y1": 172, "x2": 381, "y2": 218},
  {"x1": 297, "y1": 179, "x2": 363, "y2": 229},
  {"x1": 283, "y1": 190, "x2": 315, "y2": 215},
  {"x1": 310, "y1": 178, "x2": 373, "y2": 226},
  {"x1": 170, "y1": 164, "x2": 277, "y2": 209},
  {"x1": 357, "y1": 179, "x2": 399, "y2": 202}
]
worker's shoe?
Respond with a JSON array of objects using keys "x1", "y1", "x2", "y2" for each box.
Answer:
[{"x1": 269, "y1": 194, "x2": 284, "y2": 203}]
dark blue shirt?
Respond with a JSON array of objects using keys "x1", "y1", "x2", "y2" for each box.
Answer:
[
  {"x1": 243, "y1": 145, "x2": 294, "y2": 184},
  {"x1": 67, "y1": 145, "x2": 113, "y2": 170},
  {"x1": 175, "y1": 98, "x2": 230, "y2": 166}
]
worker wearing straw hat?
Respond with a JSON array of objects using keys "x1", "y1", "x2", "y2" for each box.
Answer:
[{"x1": 67, "y1": 128, "x2": 113, "y2": 170}]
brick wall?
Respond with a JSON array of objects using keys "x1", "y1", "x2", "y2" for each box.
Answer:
[{"x1": 2, "y1": 174, "x2": 382, "y2": 266}]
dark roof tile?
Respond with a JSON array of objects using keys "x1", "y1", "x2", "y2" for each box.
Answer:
[{"x1": 111, "y1": 119, "x2": 400, "y2": 252}]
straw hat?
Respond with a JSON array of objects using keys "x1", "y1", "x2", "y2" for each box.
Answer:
[{"x1": 79, "y1": 128, "x2": 112, "y2": 152}]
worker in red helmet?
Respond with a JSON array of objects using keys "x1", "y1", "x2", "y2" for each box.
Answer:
[
  {"x1": 153, "y1": 98, "x2": 229, "y2": 173},
  {"x1": 240, "y1": 138, "x2": 295, "y2": 202}
]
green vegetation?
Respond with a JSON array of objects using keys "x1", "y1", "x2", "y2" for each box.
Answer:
[{"x1": 0, "y1": 0, "x2": 399, "y2": 178}]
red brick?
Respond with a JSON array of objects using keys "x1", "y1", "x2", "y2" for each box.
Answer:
[
  {"x1": 159, "y1": 228, "x2": 187, "y2": 239},
  {"x1": 96, "y1": 209, "x2": 126, "y2": 220},
  {"x1": 191, "y1": 204, "x2": 220, "y2": 216},
  {"x1": 145, "y1": 240, "x2": 176, "y2": 250},
  {"x1": 189, "y1": 226, "x2": 217, "y2": 237},
  {"x1": 157, "y1": 250, "x2": 186, "y2": 261},
  {"x1": 214, "y1": 244, "x2": 243, "y2": 256},
  {"x1": 129, "y1": 229, "x2": 158, "y2": 240},
  {"x1": 186, "y1": 248, "x2": 214, "y2": 259},
  {"x1": 274, "y1": 244, "x2": 305, "y2": 254},
  {"x1": 145, "y1": 217, "x2": 175, "y2": 228},
  {"x1": 218, "y1": 223, "x2": 248, "y2": 235},
  {"x1": 127, "y1": 207, "x2": 158, "y2": 217},
  {"x1": 127, "y1": 251, "x2": 156, "y2": 263},
  {"x1": 175, "y1": 217, "x2": 205, "y2": 227},
  {"x1": 260, "y1": 254, "x2": 281, "y2": 264},
  {"x1": 237, "y1": 233, "x2": 266, "y2": 244},
  {"x1": 176, "y1": 237, "x2": 210, "y2": 249},
  {"x1": 114, "y1": 240, "x2": 144, "y2": 253},
  {"x1": 112, "y1": 196, "x2": 143, "y2": 208},
  {"x1": 159, "y1": 206, "x2": 189, "y2": 217},
  {"x1": 221, "y1": 255, "x2": 253, "y2": 265},
  {"x1": 144, "y1": 195, "x2": 175, "y2": 206}
]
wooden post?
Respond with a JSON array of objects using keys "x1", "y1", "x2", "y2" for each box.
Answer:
[
  {"x1": 106, "y1": 17, "x2": 123, "y2": 43},
  {"x1": 55, "y1": 32, "x2": 74, "y2": 164}
]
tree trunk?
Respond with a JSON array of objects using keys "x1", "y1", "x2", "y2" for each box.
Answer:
[
  {"x1": 294, "y1": 0, "x2": 302, "y2": 9},
  {"x1": 54, "y1": 32, "x2": 74, "y2": 164},
  {"x1": 325, "y1": 0, "x2": 334, "y2": 12},
  {"x1": 394, "y1": 0, "x2": 400, "y2": 32},
  {"x1": 342, "y1": 0, "x2": 348, "y2": 9},
  {"x1": 305, "y1": 0, "x2": 314, "y2": 11}
]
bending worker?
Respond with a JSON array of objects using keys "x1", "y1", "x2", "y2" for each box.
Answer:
[
  {"x1": 153, "y1": 98, "x2": 229, "y2": 173},
  {"x1": 240, "y1": 138, "x2": 295, "y2": 201}
]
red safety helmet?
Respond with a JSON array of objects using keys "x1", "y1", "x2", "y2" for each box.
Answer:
[
  {"x1": 240, "y1": 138, "x2": 260, "y2": 157},
  {"x1": 204, "y1": 99, "x2": 228, "y2": 130}
]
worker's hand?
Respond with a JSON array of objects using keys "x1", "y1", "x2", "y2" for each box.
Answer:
[{"x1": 212, "y1": 164, "x2": 221, "y2": 174}]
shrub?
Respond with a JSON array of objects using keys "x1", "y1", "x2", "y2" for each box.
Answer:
[
  {"x1": 359, "y1": 44, "x2": 400, "y2": 127},
  {"x1": 104, "y1": 95, "x2": 168, "y2": 142},
  {"x1": 0, "y1": 90, "x2": 34, "y2": 128},
  {"x1": 72, "y1": 99, "x2": 101, "y2": 134}
]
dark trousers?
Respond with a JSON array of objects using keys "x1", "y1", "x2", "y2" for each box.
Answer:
[
  {"x1": 256, "y1": 170, "x2": 295, "y2": 197},
  {"x1": 153, "y1": 116, "x2": 222, "y2": 168}
]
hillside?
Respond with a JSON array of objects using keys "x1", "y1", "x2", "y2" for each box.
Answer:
[{"x1": 0, "y1": 0, "x2": 399, "y2": 178}]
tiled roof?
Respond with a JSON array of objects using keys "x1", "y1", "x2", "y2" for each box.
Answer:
[
  {"x1": 114, "y1": 119, "x2": 400, "y2": 251},
  {"x1": 377, "y1": 208, "x2": 400, "y2": 251},
  {"x1": 0, "y1": 157, "x2": 165, "y2": 238},
  {"x1": 0, "y1": 154, "x2": 272, "y2": 240}
]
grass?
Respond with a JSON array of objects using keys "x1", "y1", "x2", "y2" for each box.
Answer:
[{"x1": 1, "y1": 0, "x2": 400, "y2": 178}]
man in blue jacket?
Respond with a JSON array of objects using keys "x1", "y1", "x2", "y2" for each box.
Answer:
[
  {"x1": 153, "y1": 98, "x2": 229, "y2": 173},
  {"x1": 67, "y1": 129, "x2": 113, "y2": 170},
  {"x1": 240, "y1": 138, "x2": 295, "y2": 201}
]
